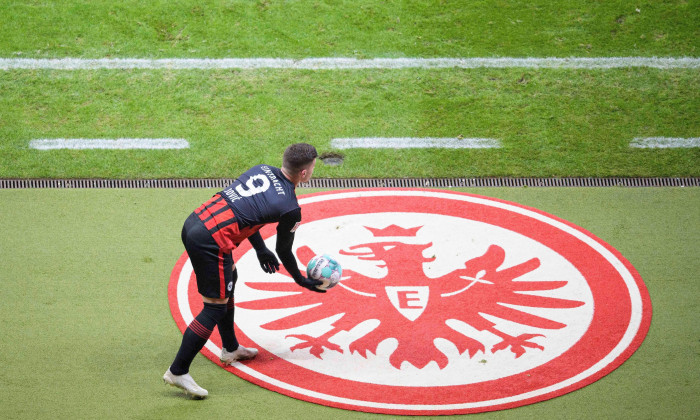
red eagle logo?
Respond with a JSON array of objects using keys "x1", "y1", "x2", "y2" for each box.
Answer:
[{"x1": 237, "y1": 225, "x2": 585, "y2": 369}]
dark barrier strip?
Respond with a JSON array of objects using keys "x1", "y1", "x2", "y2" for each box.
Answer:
[{"x1": 0, "y1": 178, "x2": 698, "y2": 189}]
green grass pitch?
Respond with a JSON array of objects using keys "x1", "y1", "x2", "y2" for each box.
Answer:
[
  {"x1": 0, "y1": 0, "x2": 698, "y2": 179},
  {"x1": 1, "y1": 0, "x2": 698, "y2": 417},
  {"x1": 0, "y1": 188, "x2": 698, "y2": 419}
]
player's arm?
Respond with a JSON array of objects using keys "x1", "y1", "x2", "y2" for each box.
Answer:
[
  {"x1": 248, "y1": 231, "x2": 280, "y2": 274},
  {"x1": 276, "y1": 209, "x2": 324, "y2": 293}
]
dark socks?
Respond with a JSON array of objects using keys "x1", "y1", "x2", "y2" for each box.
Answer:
[
  {"x1": 217, "y1": 298, "x2": 239, "y2": 352},
  {"x1": 170, "y1": 302, "x2": 227, "y2": 375}
]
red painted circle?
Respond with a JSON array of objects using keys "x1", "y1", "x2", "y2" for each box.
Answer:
[{"x1": 169, "y1": 189, "x2": 651, "y2": 414}]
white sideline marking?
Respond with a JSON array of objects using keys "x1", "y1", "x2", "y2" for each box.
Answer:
[
  {"x1": 2, "y1": 57, "x2": 699, "y2": 70},
  {"x1": 630, "y1": 137, "x2": 700, "y2": 148},
  {"x1": 29, "y1": 138, "x2": 189, "y2": 150},
  {"x1": 331, "y1": 137, "x2": 501, "y2": 149}
]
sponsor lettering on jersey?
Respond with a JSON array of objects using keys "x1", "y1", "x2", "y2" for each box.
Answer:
[{"x1": 261, "y1": 165, "x2": 286, "y2": 196}]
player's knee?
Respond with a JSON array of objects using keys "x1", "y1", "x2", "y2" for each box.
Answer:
[{"x1": 202, "y1": 302, "x2": 228, "y2": 322}]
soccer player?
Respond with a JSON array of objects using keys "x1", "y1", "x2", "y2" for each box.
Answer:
[{"x1": 163, "y1": 143, "x2": 324, "y2": 398}]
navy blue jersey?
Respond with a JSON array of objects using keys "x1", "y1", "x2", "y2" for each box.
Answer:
[
  {"x1": 219, "y1": 165, "x2": 300, "y2": 228},
  {"x1": 191, "y1": 164, "x2": 306, "y2": 283}
]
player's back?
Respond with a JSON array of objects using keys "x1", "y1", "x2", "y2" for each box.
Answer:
[{"x1": 219, "y1": 164, "x2": 299, "y2": 228}]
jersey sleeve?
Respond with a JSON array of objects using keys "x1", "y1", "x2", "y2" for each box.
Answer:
[
  {"x1": 275, "y1": 208, "x2": 304, "y2": 283},
  {"x1": 247, "y1": 230, "x2": 267, "y2": 252}
]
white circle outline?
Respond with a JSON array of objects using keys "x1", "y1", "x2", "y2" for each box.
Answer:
[{"x1": 174, "y1": 190, "x2": 644, "y2": 411}]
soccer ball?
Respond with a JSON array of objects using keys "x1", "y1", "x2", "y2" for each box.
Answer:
[{"x1": 306, "y1": 254, "x2": 342, "y2": 290}]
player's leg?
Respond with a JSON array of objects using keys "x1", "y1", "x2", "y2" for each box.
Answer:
[
  {"x1": 218, "y1": 267, "x2": 258, "y2": 365},
  {"x1": 217, "y1": 265, "x2": 239, "y2": 352},
  {"x1": 164, "y1": 301, "x2": 225, "y2": 398},
  {"x1": 164, "y1": 213, "x2": 231, "y2": 398}
]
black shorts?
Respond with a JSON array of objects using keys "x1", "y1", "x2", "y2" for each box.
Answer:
[{"x1": 181, "y1": 212, "x2": 236, "y2": 299}]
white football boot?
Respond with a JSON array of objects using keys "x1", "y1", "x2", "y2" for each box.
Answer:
[
  {"x1": 163, "y1": 368, "x2": 208, "y2": 399},
  {"x1": 220, "y1": 346, "x2": 259, "y2": 366}
]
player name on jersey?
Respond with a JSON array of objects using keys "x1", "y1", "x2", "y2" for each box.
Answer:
[{"x1": 222, "y1": 165, "x2": 286, "y2": 203}]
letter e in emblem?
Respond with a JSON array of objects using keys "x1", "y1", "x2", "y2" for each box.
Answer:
[{"x1": 385, "y1": 286, "x2": 429, "y2": 321}]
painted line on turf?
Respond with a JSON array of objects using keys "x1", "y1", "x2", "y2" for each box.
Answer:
[
  {"x1": 29, "y1": 138, "x2": 189, "y2": 150},
  {"x1": 2, "y1": 57, "x2": 699, "y2": 70},
  {"x1": 331, "y1": 137, "x2": 501, "y2": 149},
  {"x1": 630, "y1": 137, "x2": 700, "y2": 148}
]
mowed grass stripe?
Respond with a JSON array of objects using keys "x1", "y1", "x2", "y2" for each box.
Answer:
[
  {"x1": 1, "y1": 68, "x2": 697, "y2": 179},
  {"x1": 2, "y1": 57, "x2": 699, "y2": 70},
  {"x1": 2, "y1": 0, "x2": 697, "y2": 59}
]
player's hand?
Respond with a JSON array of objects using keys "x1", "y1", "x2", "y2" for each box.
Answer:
[
  {"x1": 256, "y1": 248, "x2": 280, "y2": 274},
  {"x1": 294, "y1": 276, "x2": 326, "y2": 293}
]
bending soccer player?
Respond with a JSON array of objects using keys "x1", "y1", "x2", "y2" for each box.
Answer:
[{"x1": 163, "y1": 143, "x2": 324, "y2": 398}]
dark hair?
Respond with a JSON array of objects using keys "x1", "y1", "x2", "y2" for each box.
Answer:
[{"x1": 282, "y1": 143, "x2": 318, "y2": 173}]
